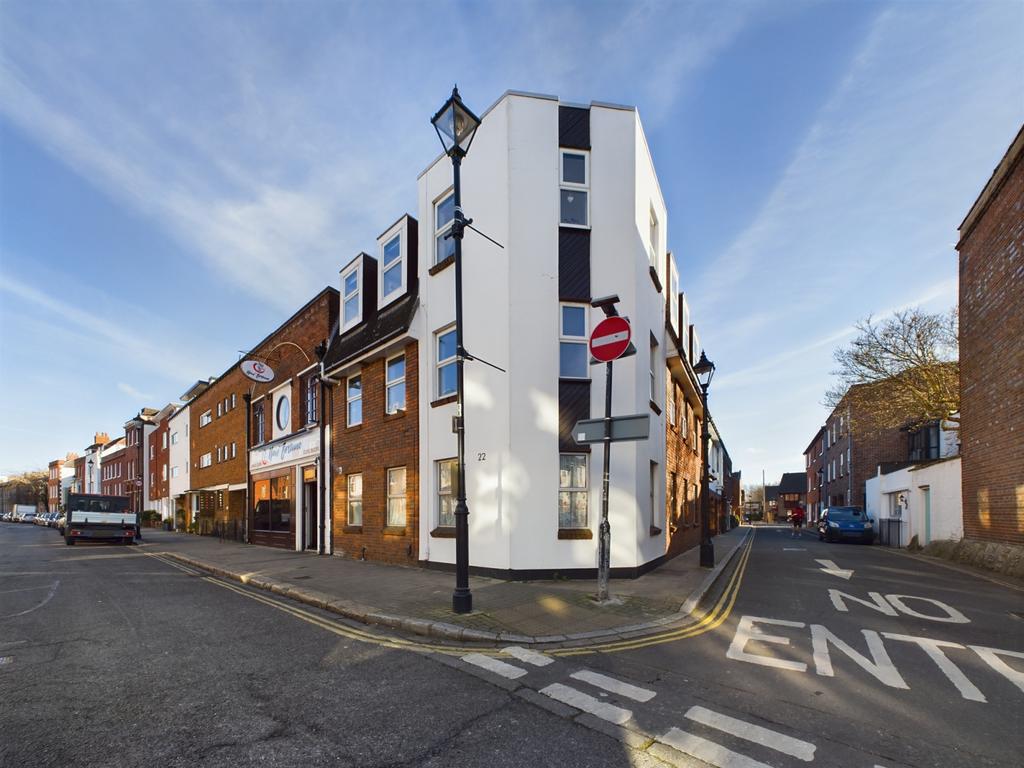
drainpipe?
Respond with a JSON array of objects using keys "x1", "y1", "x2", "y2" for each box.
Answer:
[
  {"x1": 315, "y1": 340, "x2": 328, "y2": 556},
  {"x1": 243, "y1": 392, "x2": 252, "y2": 544}
]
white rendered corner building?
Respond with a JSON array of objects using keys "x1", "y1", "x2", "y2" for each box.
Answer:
[{"x1": 415, "y1": 90, "x2": 718, "y2": 577}]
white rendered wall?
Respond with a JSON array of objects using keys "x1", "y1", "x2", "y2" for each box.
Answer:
[
  {"x1": 418, "y1": 93, "x2": 672, "y2": 572},
  {"x1": 168, "y1": 406, "x2": 190, "y2": 499},
  {"x1": 911, "y1": 458, "x2": 962, "y2": 543}
]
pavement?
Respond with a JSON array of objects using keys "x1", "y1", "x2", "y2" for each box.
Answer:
[{"x1": 133, "y1": 524, "x2": 752, "y2": 646}]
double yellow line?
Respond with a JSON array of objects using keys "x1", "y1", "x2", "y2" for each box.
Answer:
[
  {"x1": 554, "y1": 528, "x2": 756, "y2": 656},
  {"x1": 141, "y1": 530, "x2": 754, "y2": 658}
]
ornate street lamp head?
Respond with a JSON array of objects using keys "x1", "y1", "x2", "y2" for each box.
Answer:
[
  {"x1": 694, "y1": 350, "x2": 715, "y2": 386},
  {"x1": 431, "y1": 86, "x2": 481, "y2": 158}
]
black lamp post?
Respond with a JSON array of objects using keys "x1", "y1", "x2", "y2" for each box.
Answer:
[
  {"x1": 87, "y1": 459, "x2": 93, "y2": 494},
  {"x1": 431, "y1": 86, "x2": 481, "y2": 614},
  {"x1": 694, "y1": 351, "x2": 716, "y2": 568}
]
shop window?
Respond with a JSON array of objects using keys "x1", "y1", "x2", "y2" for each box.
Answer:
[{"x1": 253, "y1": 473, "x2": 292, "y2": 532}]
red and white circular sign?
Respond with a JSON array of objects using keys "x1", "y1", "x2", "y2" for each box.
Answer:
[
  {"x1": 590, "y1": 316, "x2": 632, "y2": 363},
  {"x1": 241, "y1": 360, "x2": 275, "y2": 383}
]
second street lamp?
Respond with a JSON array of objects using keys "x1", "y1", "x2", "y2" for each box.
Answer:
[
  {"x1": 694, "y1": 351, "x2": 716, "y2": 568},
  {"x1": 431, "y1": 86, "x2": 482, "y2": 614}
]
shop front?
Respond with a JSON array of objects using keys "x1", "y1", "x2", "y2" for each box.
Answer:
[{"x1": 249, "y1": 429, "x2": 320, "y2": 550}]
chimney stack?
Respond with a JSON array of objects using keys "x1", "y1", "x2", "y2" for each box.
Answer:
[{"x1": 94, "y1": 432, "x2": 110, "y2": 445}]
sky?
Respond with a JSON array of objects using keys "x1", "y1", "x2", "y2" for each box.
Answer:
[{"x1": 1, "y1": 0, "x2": 1021, "y2": 482}]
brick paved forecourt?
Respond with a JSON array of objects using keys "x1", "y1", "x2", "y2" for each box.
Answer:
[{"x1": 138, "y1": 526, "x2": 750, "y2": 645}]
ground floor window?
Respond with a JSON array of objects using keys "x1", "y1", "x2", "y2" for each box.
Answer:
[
  {"x1": 437, "y1": 458, "x2": 457, "y2": 527},
  {"x1": 347, "y1": 473, "x2": 362, "y2": 526},
  {"x1": 559, "y1": 454, "x2": 588, "y2": 529},
  {"x1": 253, "y1": 470, "x2": 293, "y2": 532},
  {"x1": 387, "y1": 467, "x2": 407, "y2": 527}
]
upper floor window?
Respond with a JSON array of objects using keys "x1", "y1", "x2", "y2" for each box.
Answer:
[
  {"x1": 275, "y1": 393, "x2": 291, "y2": 434},
  {"x1": 305, "y1": 373, "x2": 318, "y2": 424},
  {"x1": 386, "y1": 354, "x2": 406, "y2": 413},
  {"x1": 200, "y1": 452, "x2": 212, "y2": 469},
  {"x1": 200, "y1": 410, "x2": 212, "y2": 428},
  {"x1": 649, "y1": 334, "x2": 659, "y2": 404},
  {"x1": 347, "y1": 376, "x2": 362, "y2": 426},
  {"x1": 253, "y1": 402, "x2": 265, "y2": 445},
  {"x1": 434, "y1": 191, "x2": 456, "y2": 265},
  {"x1": 171, "y1": 431, "x2": 178, "y2": 445},
  {"x1": 161, "y1": 432, "x2": 167, "y2": 449},
  {"x1": 231, "y1": 393, "x2": 237, "y2": 410},
  {"x1": 649, "y1": 206, "x2": 659, "y2": 269},
  {"x1": 437, "y1": 328, "x2": 457, "y2": 398},
  {"x1": 559, "y1": 150, "x2": 589, "y2": 227},
  {"x1": 559, "y1": 304, "x2": 588, "y2": 379},
  {"x1": 667, "y1": 383, "x2": 676, "y2": 427},
  {"x1": 217, "y1": 402, "x2": 222, "y2": 417},
  {"x1": 341, "y1": 263, "x2": 361, "y2": 331},
  {"x1": 380, "y1": 232, "x2": 405, "y2": 304}
]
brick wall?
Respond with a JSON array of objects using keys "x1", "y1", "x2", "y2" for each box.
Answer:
[
  {"x1": 331, "y1": 340, "x2": 419, "y2": 565},
  {"x1": 149, "y1": 418, "x2": 170, "y2": 502},
  {"x1": 958, "y1": 131, "x2": 1024, "y2": 545},
  {"x1": 805, "y1": 431, "x2": 824, "y2": 519},
  {"x1": 664, "y1": 370, "x2": 703, "y2": 558},
  {"x1": 823, "y1": 403, "x2": 905, "y2": 509},
  {"x1": 48, "y1": 459, "x2": 60, "y2": 512},
  {"x1": 100, "y1": 448, "x2": 127, "y2": 496}
]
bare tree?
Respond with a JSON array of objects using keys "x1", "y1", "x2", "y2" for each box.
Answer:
[{"x1": 826, "y1": 308, "x2": 959, "y2": 431}]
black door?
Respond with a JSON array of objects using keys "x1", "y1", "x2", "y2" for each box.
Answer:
[{"x1": 304, "y1": 481, "x2": 317, "y2": 550}]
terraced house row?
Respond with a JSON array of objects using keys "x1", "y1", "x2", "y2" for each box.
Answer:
[{"x1": 53, "y1": 91, "x2": 739, "y2": 577}]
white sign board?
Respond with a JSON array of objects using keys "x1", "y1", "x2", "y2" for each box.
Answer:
[
  {"x1": 250, "y1": 430, "x2": 319, "y2": 470},
  {"x1": 241, "y1": 360, "x2": 275, "y2": 383}
]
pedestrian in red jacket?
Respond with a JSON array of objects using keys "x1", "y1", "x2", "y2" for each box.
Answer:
[{"x1": 791, "y1": 506, "x2": 805, "y2": 538}]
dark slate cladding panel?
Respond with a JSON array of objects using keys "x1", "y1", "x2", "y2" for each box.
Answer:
[
  {"x1": 559, "y1": 380, "x2": 592, "y2": 453},
  {"x1": 559, "y1": 106, "x2": 590, "y2": 150},
  {"x1": 559, "y1": 228, "x2": 591, "y2": 301}
]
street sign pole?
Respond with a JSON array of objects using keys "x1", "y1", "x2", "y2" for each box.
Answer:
[{"x1": 598, "y1": 360, "x2": 613, "y2": 602}]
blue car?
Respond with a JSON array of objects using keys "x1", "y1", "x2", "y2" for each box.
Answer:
[{"x1": 818, "y1": 506, "x2": 874, "y2": 544}]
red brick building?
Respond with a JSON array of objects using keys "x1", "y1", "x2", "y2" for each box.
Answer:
[
  {"x1": 147, "y1": 403, "x2": 177, "y2": 522},
  {"x1": 323, "y1": 215, "x2": 420, "y2": 565},
  {"x1": 186, "y1": 286, "x2": 338, "y2": 548},
  {"x1": 957, "y1": 124, "x2": 1024, "y2": 545},
  {"x1": 99, "y1": 439, "x2": 127, "y2": 496},
  {"x1": 124, "y1": 409, "x2": 158, "y2": 517},
  {"x1": 804, "y1": 426, "x2": 825, "y2": 522}
]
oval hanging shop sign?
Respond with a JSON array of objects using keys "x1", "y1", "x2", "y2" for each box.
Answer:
[{"x1": 241, "y1": 360, "x2": 275, "y2": 383}]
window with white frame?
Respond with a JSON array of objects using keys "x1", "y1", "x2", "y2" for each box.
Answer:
[
  {"x1": 649, "y1": 206, "x2": 659, "y2": 269},
  {"x1": 559, "y1": 454, "x2": 588, "y2": 529},
  {"x1": 385, "y1": 354, "x2": 406, "y2": 413},
  {"x1": 437, "y1": 458, "x2": 457, "y2": 528},
  {"x1": 347, "y1": 473, "x2": 362, "y2": 526},
  {"x1": 216, "y1": 446, "x2": 222, "y2": 463},
  {"x1": 386, "y1": 467, "x2": 407, "y2": 527},
  {"x1": 161, "y1": 464, "x2": 167, "y2": 481},
  {"x1": 667, "y1": 383, "x2": 676, "y2": 427},
  {"x1": 171, "y1": 466, "x2": 179, "y2": 478},
  {"x1": 560, "y1": 151, "x2": 589, "y2": 227},
  {"x1": 253, "y1": 402, "x2": 265, "y2": 444},
  {"x1": 380, "y1": 230, "x2": 405, "y2": 304},
  {"x1": 839, "y1": 452, "x2": 844, "y2": 476},
  {"x1": 434, "y1": 191, "x2": 456, "y2": 265},
  {"x1": 231, "y1": 393, "x2": 236, "y2": 410},
  {"x1": 649, "y1": 335, "x2": 658, "y2": 404},
  {"x1": 347, "y1": 376, "x2": 362, "y2": 426},
  {"x1": 200, "y1": 410, "x2": 212, "y2": 427},
  {"x1": 200, "y1": 452, "x2": 212, "y2": 468},
  {"x1": 161, "y1": 432, "x2": 167, "y2": 449},
  {"x1": 305, "y1": 372, "x2": 318, "y2": 424},
  {"x1": 436, "y1": 328, "x2": 457, "y2": 398},
  {"x1": 341, "y1": 263, "x2": 361, "y2": 330},
  {"x1": 150, "y1": 444, "x2": 154, "y2": 459},
  {"x1": 231, "y1": 442, "x2": 237, "y2": 459},
  {"x1": 217, "y1": 402, "x2": 222, "y2": 417},
  {"x1": 559, "y1": 304, "x2": 588, "y2": 378}
]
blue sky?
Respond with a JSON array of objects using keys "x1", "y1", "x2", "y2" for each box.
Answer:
[{"x1": 1, "y1": 0, "x2": 1021, "y2": 482}]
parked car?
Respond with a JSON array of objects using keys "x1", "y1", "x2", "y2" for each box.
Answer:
[
  {"x1": 20, "y1": 511, "x2": 37, "y2": 524},
  {"x1": 1, "y1": 511, "x2": 13, "y2": 522},
  {"x1": 56, "y1": 513, "x2": 67, "y2": 534},
  {"x1": 818, "y1": 506, "x2": 873, "y2": 544}
]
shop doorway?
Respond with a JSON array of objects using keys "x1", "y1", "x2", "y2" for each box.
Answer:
[{"x1": 303, "y1": 477, "x2": 317, "y2": 550}]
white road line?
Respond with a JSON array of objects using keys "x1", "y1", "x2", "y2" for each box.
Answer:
[
  {"x1": 502, "y1": 646, "x2": 554, "y2": 666},
  {"x1": 0, "y1": 656, "x2": 12, "y2": 666},
  {"x1": 685, "y1": 706, "x2": 816, "y2": 762},
  {"x1": 570, "y1": 670, "x2": 656, "y2": 702},
  {"x1": 0, "y1": 580, "x2": 60, "y2": 620},
  {"x1": 461, "y1": 653, "x2": 528, "y2": 680},
  {"x1": 783, "y1": 548, "x2": 806, "y2": 551},
  {"x1": 540, "y1": 682, "x2": 633, "y2": 724},
  {"x1": 659, "y1": 727, "x2": 771, "y2": 768},
  {"x1": 815, "y1": 559, "x2": 854, "y2": 580}
]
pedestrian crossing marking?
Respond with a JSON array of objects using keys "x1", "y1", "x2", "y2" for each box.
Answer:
[
  {"x1": 570, "y1": 670, "x2": 656, "y2": 702},
  {"x1": 685, "y1": 706, "x2": 815, "y2": 762},
  {"x1": 660, "y1": 727, "x2": 772, "y2": 768},
  {"x1": 461, "y1": 653, "x2": 528, "y2": 679},
  {"x1": 539, "y1": 682, "x2": 633, "y2": 724},
  {"x1": 502, "y1": 646, "x2": 554, "y2": 666}
]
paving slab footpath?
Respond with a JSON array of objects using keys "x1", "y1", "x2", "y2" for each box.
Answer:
[{"x1": 136, "y1": 525, "x2": 751, "y2": 646}]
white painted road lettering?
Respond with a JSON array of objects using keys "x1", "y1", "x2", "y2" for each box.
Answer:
[
  {"x1": 886, "y1": 594, "x2": 970, "y2": 624},
  {"x1": 969, "y1": 646, "x2": 1024, "y2": 693},
  {"x1": 726, "y1": 615, "x2": 808, "y2": 672},
  {"x1": 829, "y1": 589, "x2": 898, "y2": 616},
  {"x1": 539, "y1": 682, "x2": 633, "y2": 724},
  {"x1": 882, "y1": 633, "x2": 986, "y2": 702},
  {"x1": 684, "y1": 705, "x2": 816, "y2": 762},
  {"x1": 570, "y1": 670, "x2": 656, "y2": 702},
  {"x1": 810, "y1": 625, "x2": 908, "y2": 688},
  {"x1": 461, "y1": 653, "x2": 528, "y2": 680}
]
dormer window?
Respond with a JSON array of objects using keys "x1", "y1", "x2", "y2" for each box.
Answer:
[
  {"x1": 341, "y1": 262, "x2": 361, "y2": 332},
  {"x1": 379, "y1": 222, "x2": 406, "y2": 306}
]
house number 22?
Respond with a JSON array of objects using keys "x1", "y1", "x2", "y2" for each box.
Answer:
[{"x1": 477, "y1": 453, "x2": 487, "y2": 462}]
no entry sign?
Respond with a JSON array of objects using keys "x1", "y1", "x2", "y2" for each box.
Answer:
[{"x1": 590, "y1": 316, "x2": 632, "y2": 362}]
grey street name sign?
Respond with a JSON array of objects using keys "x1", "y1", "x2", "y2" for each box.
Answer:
[{"x1": 572, "y1": 413, "x2": 651, "y2": 444}]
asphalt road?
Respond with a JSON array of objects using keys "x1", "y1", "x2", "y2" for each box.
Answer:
[{"x1": 2, "y1": 522, "x2": 1022, "y2": 768}]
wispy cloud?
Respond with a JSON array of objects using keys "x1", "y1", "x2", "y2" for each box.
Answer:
[{"x1": 117, "y1": 382, "x2": 153, "y2": 400}]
